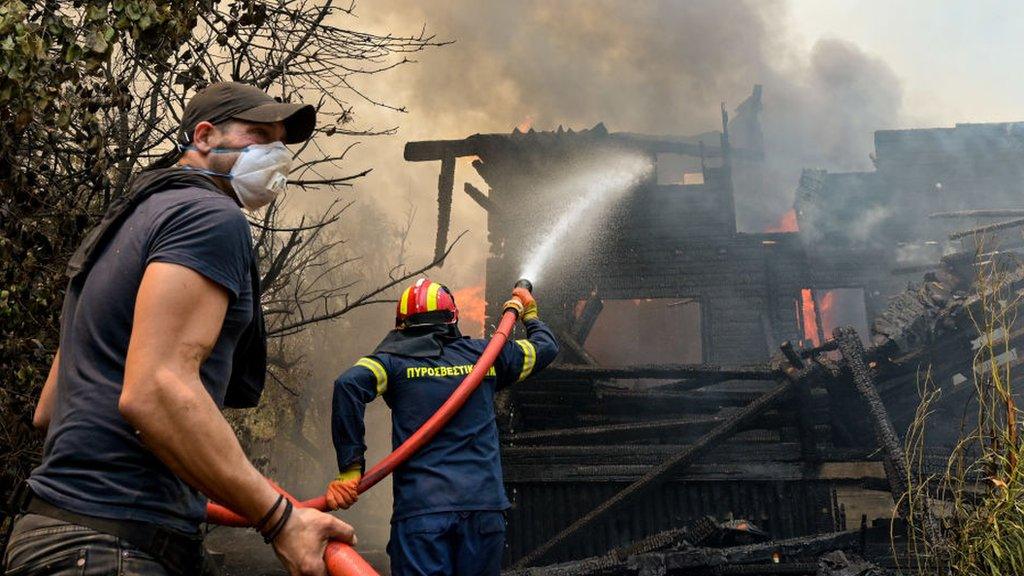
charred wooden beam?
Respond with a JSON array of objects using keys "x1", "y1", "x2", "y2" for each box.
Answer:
[
  {"x1": 512, "y1": 378, "x2": 796, "y2": 568},
  {"x1": 949, "y1": 216, "x2": 1024, "y2": 240},
  {"x1": 780, "y1": 342, "x2": 804, "y2": 369},
  {"x1": 463, "y1": 182, "x2": 495, "y2": 212},
  {"x1": 506, "y1": 415, "x2": 725, "y2": 445},
  {"x1": 404, "y1": 133, "x2": 762, "y2": 162},
  {"x1": 539, "y1": 364, "x2": 777, "y2": 381},
  {"x1": 930, "y1": 209, "x2": 1024, "y2": 219},
  {"x1": 651, "y1": 531, "x2": 860, "y2": 573},
  {"x1": 434, "y1": 156, "x2": 456, "y2": 263},
  {"x1": 522, "y1": 407, "x2": 781, "y2": 430},
  {"x1": 833, "y1": 326, "x2": 943, "y2": 546},
  {"x1": 505, "y1": 529, "x2": 861, "y2": 576},
  {"x1": 514, "y1": 388, "x2": 774, "y2": 415},
  {"x1": 404, "y1": 138, "x2": 478, "y2": 161},
  {"x1": 795, "y1": 371, "x2": 819, "y2": 460},
  {"x1": 834, "y1": 327, "x2": 908, "y2": 507},
  {"x1": 691, "y1": 561, "x2": 821, "y2": 574},
  {"x1": 572, "y1": 295, "x2": 603, "y2": 344},
  {"x1": 502, "y1": 554, "x2": 624, "y2": 576},
  {"x1": 555, "y1": 330, "x2": 598, "y2": 365},
  {"x1": 505, "y1": 522, "x2": 708, "y2": 576},
  {"x1": 506, "y1": 462, "x2": 743, "y2": 484},
  {"x1": 504, "y1": 459, "x2": 882, "y2": 483},
  {"x1": 810, "y1": 289, "x2": 827, "y2": 346},
  {"x1": 503, "y1": 441, "x2": 801, "y2": 468}
]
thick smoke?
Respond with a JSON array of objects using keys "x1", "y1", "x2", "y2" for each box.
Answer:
[
  {"x1": 352, "y1": 0, "x2": 904, "y2": 240},
  {"x1": 786, "y1": 38, "x2": 903, "y2": 170}
]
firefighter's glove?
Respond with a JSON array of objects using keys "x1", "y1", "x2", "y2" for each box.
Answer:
[
  {"x1": 512, "y1": 287, "x2": 539, "y2": 322},
  {"x1": 325, "y1": 463, "x2": 361, "y2": 510}
]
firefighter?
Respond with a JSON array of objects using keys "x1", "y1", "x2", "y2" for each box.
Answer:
[{"x1": 325, "y1": 278, "x2": 558, "y2": 575}]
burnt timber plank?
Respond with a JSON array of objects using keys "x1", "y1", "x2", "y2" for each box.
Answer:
[
  {"x1": 833, "y1": 326, "x2": 943, "y2": 547},
  {"x1": 433, "y1": 155, "x2": 456, "y2": 262},
  {"x1": 505, "y1": 415, "x2": 726, "y2": 445},
  {"x1": 540, "y1": 364, "x2": 776, "y2": 381},
  {"x1": 512, "y1": 379, "x2": 795, "y2": 568}
]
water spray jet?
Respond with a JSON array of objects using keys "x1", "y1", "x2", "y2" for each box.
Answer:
[{"x1": 517, "y1": 153, "x2": 652, "y2": 284}]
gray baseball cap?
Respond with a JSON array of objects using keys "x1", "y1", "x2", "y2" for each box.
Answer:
[{"x1": 179, "y1": 82, "x2": 316, "y2": 145}]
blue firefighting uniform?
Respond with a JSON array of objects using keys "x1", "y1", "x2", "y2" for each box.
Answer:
[{"x1": 331, "y1": 318, "x2": 558, "y2": 575}]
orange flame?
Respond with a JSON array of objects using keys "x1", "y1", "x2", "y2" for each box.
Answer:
[
  {"x1": 799, "y1": 289, "x2": 839, "y2": 346},
  {"x1": 800, "y1": 288, "x2": 820, "y2": 346},
  {"x1": 818, "y1": 290, "x2": 836, "y2": 336},
  {"x1": 515, "y1": 115, "x2": 534, "y2": 132},
  {"x1": 765, "y1": 209, "x2": 798, "y2": 233},
  {"x1": 454, "y1": 284, "x2": 486, "y2": 338}
]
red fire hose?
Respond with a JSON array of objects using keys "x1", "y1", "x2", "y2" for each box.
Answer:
[
  {"x1": 206, "y1": 289, "x2": 526, "y2": 576},
  {"x1": 205, "y1": 480, "x2": 378, "y2": 573}
]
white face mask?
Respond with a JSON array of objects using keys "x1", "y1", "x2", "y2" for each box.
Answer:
[
  {"x1": 183, "y1": 141, "x2": 292, "y2": 210},
  {"x1": 224, "y1": 142, "x2": 292, "y2": 210}
]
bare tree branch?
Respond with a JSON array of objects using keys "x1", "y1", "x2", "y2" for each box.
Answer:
[{"x1": 268, "y1": 231, "x2": 468, "y2": 336}]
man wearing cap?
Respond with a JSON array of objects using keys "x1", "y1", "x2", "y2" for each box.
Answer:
[{"x1": 3, "y1": 83, "x2": 352, "y2": 576}]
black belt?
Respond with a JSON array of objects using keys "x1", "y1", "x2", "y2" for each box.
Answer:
[{"x1": 14, "y1": 486, "x2": 205, "y2": 576}]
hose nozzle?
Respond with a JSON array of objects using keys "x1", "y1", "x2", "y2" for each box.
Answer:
[{"x1": 514, "y1": 278, "x2": 534, "y2": 293}]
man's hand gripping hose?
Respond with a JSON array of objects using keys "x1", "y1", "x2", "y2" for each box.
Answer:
[{"x1": 205, "y1": 280, "x2": 535, "y2": 576}]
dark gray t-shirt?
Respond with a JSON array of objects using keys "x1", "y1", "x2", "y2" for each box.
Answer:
[{"x1": 29, "y1": 186, "x2": 254, "y2": 534}]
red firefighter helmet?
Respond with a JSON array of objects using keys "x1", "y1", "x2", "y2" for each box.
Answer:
[{"x1": 395, "y1": 278, "x2": 459, "y2": 328}]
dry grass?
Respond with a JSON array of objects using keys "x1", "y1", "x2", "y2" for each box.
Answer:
[{"x1": 902, "y1": 237, "x2": 1024, "y2": 575}]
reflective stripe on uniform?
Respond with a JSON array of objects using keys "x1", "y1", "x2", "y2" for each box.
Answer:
[
  {"x1": 355, "y1": 357, "x2": 388, "y2": 395},
  {"x1": 426, "y1": 282, "x2": 441, "y2": 311},
  {"x1": 515, "y1": 339, "x2": 537, "y2": 382}
]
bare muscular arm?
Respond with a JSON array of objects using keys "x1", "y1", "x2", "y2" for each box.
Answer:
[{"x1": 119, "y1": 262, "x2": 353, "y2": 576}]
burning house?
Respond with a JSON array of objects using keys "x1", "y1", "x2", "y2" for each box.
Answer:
[{"x1": 404, "y1": 89, "x2": 1024, "y2": 573}]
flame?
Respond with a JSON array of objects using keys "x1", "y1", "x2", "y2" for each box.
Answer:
[
  {"x1": 765, "y1": 209, "x2": 798, "y2": 232},
  {"x1": 516, "y1": 115, "x2": 534, "y2": 132},
  {"x1": 818, "y1": 290, "x2": 836, "y2": 336},
  {"x1": 799, "y1": 289, "x2": 839, "y2": 346},
  {"x1": 800, "y1": 288, "x2": 820, "y2": 346},
  {"x1": 453, "y1": 284, "x2": 486, "y2": 338}
]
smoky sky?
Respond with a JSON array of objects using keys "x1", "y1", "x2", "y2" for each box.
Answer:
[
  {"x1": 392, "y1": 1, "x2": 783, "y2": 135},
  {"x1": 345, "y1": 0, "x2": 905, "y2": 269}
]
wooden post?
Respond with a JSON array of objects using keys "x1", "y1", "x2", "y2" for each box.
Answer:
[
  {"x1": 810, "y1": 289, "x2": 827, "y2": 347},
  {"x1": 463, "y1": 182, "x2": 495, "y2": 212},
  {"x1": 434, "y1": 155, "x2": 456, "y2": 264}
]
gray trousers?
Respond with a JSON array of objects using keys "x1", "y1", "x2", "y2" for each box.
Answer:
[{"x1": 3, "y1": 514, "x2": 169, "y2": 576}]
